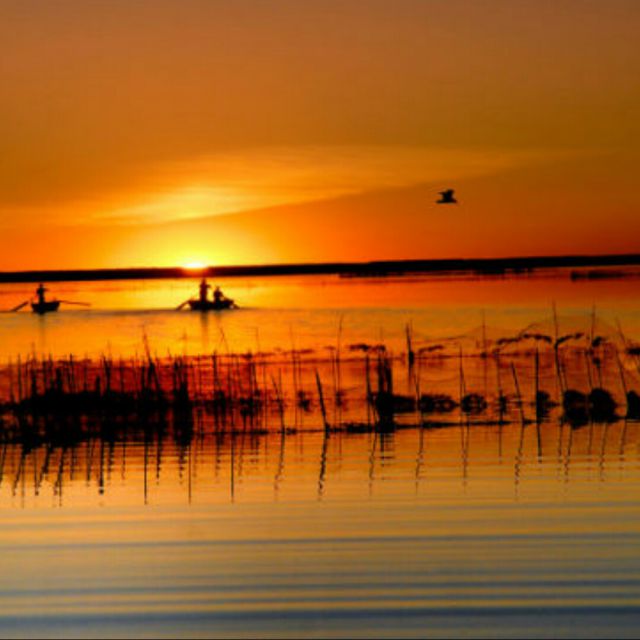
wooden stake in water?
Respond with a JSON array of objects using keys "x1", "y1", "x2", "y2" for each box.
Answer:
[
  {"x1": 481, "y1": 310, "x2": 488, "y2": 358},
  {"x1": 511, "y1": 363, "x2": 526, "y2": 426},
  {"x1": 365, "y1": 353, "x2": 374, "y2": 427},
  {"x1": 585, "y1": 350, "x2": 594, "y2": 395},
  {"x1": 315, "y1": 370, "x2": 330, "y2": 433},
  {"x1": 552, "y1": 302, "x2": 565, "y2": 398},
  {"x1": 405, "y1": 322, "x2": 415, "y2": 370},
  {"x1": 271, "y1": 372, "x2": 285, "y2": 433},
  {"x1": 534, "y1": 347, "x2": 540, "y2": 422},
  {"x1": 458, "y1": 347, "x2": 467, "y2": 409},
  {"x1": 617, "y1": 350, "x2": 628, "y2": 398},
  {"x1": 413, "y1": 356, "x2": 422, "y2": 426}
]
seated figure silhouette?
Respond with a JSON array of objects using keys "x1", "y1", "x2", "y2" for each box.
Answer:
[{"x1": 437, "y1": 189, "x2": 457, "y2": 204}]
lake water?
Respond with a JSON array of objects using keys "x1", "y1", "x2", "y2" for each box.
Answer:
[
  {"x1": 1, "y1": 269, "x2": 640, "y2": 360},
  {"x1": 1, "y1": 269, "x2": 640, "y2": 638}
]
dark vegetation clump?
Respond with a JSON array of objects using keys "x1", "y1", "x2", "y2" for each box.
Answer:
[
  {"x1": 588, "y1": 388, "x2": 617, "y2": 423},
  {"x1": 419, "y1": 394, "x2": 458, "y2": 413},
  {"x1": 562, "y1": 390, "x2": 589, "y2": 427},
  {"x1": 461, "y1": 393, "x2": 487, "y2": 415},
  {"x1": 626, "y1": 391, "x2": 640, "y2": 420}
]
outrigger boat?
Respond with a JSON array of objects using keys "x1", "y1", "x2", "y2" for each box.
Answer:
[
  {"x1": 177, "y1": 279, "x2": 238, "y2": 311},
  {"x1": 9, "y1": 284, "x2": 90, "y2": 315}
]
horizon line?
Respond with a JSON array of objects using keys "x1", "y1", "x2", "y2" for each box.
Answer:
[{"x1": 0, "y1": 252, "x2": 639, "y2": 283}]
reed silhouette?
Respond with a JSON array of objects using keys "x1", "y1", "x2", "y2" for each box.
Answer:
[{"x1": 0, "y1": 312, "x2": 638, "y2": 449}]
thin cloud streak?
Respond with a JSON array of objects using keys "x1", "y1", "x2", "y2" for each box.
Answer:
[{"x1": 5, "y1": 146, "x2": 576, "y2": 228}]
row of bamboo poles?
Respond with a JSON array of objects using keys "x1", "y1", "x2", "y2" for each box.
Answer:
[{"x1": 0, "y1": 331, "x2": 639, "y2": 446}]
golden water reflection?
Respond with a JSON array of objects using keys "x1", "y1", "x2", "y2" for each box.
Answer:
[
  {"x1": 1, "y1": 421, "x2": 638, "y2": 510},
  {"x1": 1, "y1": 421, "x2": 640, "y2": 638}
]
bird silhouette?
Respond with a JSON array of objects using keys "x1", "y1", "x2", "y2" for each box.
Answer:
[{"x1": 437, "y1": 189, "x2": 457, "y2": 204}]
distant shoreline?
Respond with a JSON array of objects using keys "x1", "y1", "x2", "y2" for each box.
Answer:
[{"x1": 1, "y1": 254, "x2": 640, "y2": 284}]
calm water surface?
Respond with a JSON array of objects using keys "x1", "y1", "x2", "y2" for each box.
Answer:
[
  {"x1": 1, "y1": 271, "x2": 640, "y2": 638},
  {"x1": 0, "y1": 269, "x2": 640, "y2": 359}
]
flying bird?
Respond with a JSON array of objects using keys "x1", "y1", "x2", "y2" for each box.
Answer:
[{"x1": 437, "y1": 189, "x2": 457, "y2": 204}]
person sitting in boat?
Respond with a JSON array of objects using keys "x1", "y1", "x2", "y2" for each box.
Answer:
[
  {"x1": 213, "y1": 286, "x2": 225, "y2": 304},
  {"x1": 36, "y1": 283, "x2": 48, "y2": 305},
  {"x1": 199, "y1": 278, "x2": 211, "y2": 303}
]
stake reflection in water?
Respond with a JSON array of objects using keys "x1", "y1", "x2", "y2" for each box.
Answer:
[{"x1": 0, "y1": 419, "x2": 637, "y2": 508}]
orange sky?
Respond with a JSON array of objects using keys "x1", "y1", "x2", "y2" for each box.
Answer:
[{"x1": 1, "y1": 0, "x2": 639, "y2": 269}]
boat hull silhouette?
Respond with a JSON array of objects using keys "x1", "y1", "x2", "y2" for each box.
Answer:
[
  {"x1": 187, "y1": 299, "x2": 236, "y2": 311},
  {"x1": 31, "y1": 301, "x2": 60, "y2": 315}
]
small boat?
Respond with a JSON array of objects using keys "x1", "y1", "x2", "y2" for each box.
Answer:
[
  {"x1": 187, "y1": 298, "x2": 237, "y2": 311},
  {"x1": 177, "y1": 279, "x2": 238, "y2": 312},
  {"x1": 7, "y1": 284, "x2": 90, "y2": 314},
  {"x1": 31, "y1": 300, "x2": 61, "y2": 315},
  {"x1": 31, "y1": 284, "x2": 61, "y2": 314}
]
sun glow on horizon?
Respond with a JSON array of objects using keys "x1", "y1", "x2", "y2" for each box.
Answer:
[{"x1": 181, "y1": 260, "x2": 209, "y2": 272}]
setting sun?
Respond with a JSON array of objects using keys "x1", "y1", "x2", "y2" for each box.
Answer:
[{"x1": 181, "y1": 260, "x2": 208, "y2": 271}]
